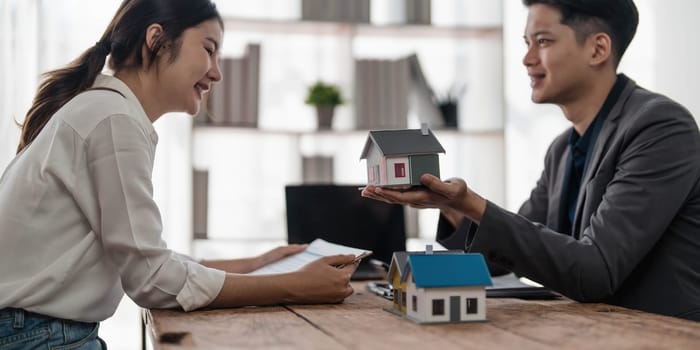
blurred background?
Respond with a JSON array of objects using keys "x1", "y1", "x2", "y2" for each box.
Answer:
[{"x1": 1, "y1": 0, "x2": 698, "y2": 348}]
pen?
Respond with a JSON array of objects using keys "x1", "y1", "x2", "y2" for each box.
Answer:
[{"x1": 336, "y1": 251, "x2": 373, "y2": 269}]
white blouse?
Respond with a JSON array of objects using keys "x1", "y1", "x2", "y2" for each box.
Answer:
[{"x1": 0, "y1": 75, "x2": 225, "y2": 322}]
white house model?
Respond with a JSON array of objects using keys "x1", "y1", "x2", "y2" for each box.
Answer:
[
  {"x1": 399, "y1": 252, "x2": 492, "y2": 323},
  {"x1": 360, "y1": 125, "x2": 445, "y2": 187}
]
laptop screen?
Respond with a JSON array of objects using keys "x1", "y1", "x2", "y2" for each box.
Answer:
[{"x1": 285, "y1": 185, "x2": 407, "y2": 277}]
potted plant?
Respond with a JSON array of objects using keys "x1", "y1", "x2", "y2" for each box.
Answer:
[{"x1": 305, "y1": 81, "x2": 344, "y2": 129}]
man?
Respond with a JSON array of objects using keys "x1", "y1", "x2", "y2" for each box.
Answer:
[{"x1": 363, "y1": 0, "x2": 700, "y2": 321}]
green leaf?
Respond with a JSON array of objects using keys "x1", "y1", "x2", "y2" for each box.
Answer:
[{"x1": 305, "y1": 81, "x2": 344, "y2": 106}]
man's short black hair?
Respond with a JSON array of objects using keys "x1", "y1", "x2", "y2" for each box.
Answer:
[{"x1": 523, "y1": 0, "x2": 639, "y2": 67}]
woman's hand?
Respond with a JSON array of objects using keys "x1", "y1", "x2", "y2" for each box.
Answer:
[
  {"x1": 207, "y1": 254, "x2": 357, "y2": 308},
  {"x1": 289, "y1": 254, "x2": 357, "y2": 304}
]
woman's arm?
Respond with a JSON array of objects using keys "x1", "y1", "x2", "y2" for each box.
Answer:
[
  {"x1": 200, "y1": 245, "x2": 308, "y2": 274},
  {"x1": 207, "y1": 254, "x2": 357, "y2": 308}
]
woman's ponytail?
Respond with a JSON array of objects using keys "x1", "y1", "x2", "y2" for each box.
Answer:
[
  {"x1": 16, "y1": 0, "x2": 222, "y2": 154},
  {"x1": 16, "y1": 42, "x2": 109, "y2": 153}
]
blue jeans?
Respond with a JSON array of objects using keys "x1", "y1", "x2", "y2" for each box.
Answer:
[{"x1": 0, "y1": 308, "x2": 105, "y2": 349}]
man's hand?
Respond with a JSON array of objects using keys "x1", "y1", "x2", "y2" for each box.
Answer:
[
  {"x1": 361, "y1": 174, "x2": 486, "y2": 224},
  {"x1": 441, "y1": 206, "x2": 467, "y2": 229}
]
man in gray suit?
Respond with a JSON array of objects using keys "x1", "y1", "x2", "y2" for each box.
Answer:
[{"x1": 363, "y1": 0, "x2": 700, "y2": 321}]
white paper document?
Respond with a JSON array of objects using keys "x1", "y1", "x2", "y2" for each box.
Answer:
[{"x1": 249, "y1": 238, "x2": 371, "y2": 275}]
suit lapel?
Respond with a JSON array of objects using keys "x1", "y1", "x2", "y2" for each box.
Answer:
[
  {"x1": 550, "y1": 150, "x2": 569, "y2": 231},
  {"x1": 571, "y1": 79, "x2": 637, "y2": 237}
]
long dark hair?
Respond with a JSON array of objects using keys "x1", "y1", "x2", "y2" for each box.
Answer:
[{"x1": 17, "y1": 0, "x2": 222, "y2": 153}]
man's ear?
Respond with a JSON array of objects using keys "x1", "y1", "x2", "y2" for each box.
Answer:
[
  {"x1": 145, "y1": 23, "x2": 164, "y2": 53},
  {"x1": 589, "y1": 32, "x2": 612, "y2": 67}
]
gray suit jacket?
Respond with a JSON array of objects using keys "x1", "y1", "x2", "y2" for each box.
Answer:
[{"x1": 439, "y1": 77, "x2": 700, "y2": 320}]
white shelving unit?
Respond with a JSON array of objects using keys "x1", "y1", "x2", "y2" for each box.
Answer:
[{"x1": 191, "y1": 2, "x2": 505, "y2": 259}]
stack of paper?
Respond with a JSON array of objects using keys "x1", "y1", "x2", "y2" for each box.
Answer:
[{"x1": 249, "y1": 239, "x2": 371, "y2": 275}]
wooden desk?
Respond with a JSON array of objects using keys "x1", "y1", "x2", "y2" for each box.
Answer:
[{"x1": 144, "y1": 283, "x2": 700, "y2": 349}]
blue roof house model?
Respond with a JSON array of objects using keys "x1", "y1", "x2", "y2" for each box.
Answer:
[
  {"x1": 386, "y1": 249, "x2": 465, "y2": 315},
  {"x1": 360, "y1": 125, "x2": 445, "y2": 187},
  {"x1": 398, "y1": 253, "x2": 492, "y2": 323}
]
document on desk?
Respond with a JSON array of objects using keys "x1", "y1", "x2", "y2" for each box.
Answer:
[
  {"x1": 486, "y1": 273, "x2": 559, "y2": 299},
  {"x1": 249, "y1": 238, "x2": 371, "y2": 275}
]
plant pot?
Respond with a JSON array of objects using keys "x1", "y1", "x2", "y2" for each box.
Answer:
[{"x1": 316, "y1": 105, "x2": 335, "y2": 129}]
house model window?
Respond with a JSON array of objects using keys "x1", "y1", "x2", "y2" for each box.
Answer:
[
  {"x1": 432, "y1": 299, "x2": 445, "y2": 316},
  {"x1": 394, "y1": 163, "x2": 406, "y2": 178},
  {"x1": 466, "y1": 298, "x2": 478, "y2": 314},
  {"x1": 360, "y1": 125, "x2": 445, "y2": 188}
]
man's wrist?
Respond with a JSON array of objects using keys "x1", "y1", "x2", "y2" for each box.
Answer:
[
  {"x1": 440, "y1": 207, "x2": 464, "y2": 228},
  {"x1": 463, "y1": 189, "x2": 486, "y2": 224}
]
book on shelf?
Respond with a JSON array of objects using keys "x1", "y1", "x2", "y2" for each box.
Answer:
[
  {"x1": 301, "y1": 0, "x2": 370, "y2": 23},
  {"x1": 405, "y1": 0, "x2": 432, "y2": 25},
  {"x1": 371, "y1": 0, "x2": 432, "y2": 25},
  {"x1": 194, "y1": 92, "x2": 210, "y2": 124},
  {"x1": 243, "y1": 43, "x2": 260, "y2": 127},
  {"x1": 227, "y1": 58, "x2": 242, "y2": 125},
  {"x1": 192, "y1": 169, "x2": 208, "y2": 239},
  {"x1": 206, "y1": 43, "x2": 260, "y2": 127},
  {"x1": 354, "y1": 53, "x2": 442, "y2": 130},
  {"x1": 354, "y1": 57, "x2": 410, "y2": 130}
]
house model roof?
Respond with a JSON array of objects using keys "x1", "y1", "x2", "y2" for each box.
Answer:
[
  {"x1": 386, "y1": 250, "x2": 465, "y2": 281},
  {"x1": 387, "y1": 251, "x2": 412, "y2": 281},
  {"x1": 403, "y1": 254, "x2": 493, "y2": 288},
  {"x1": 360, "y1": 128, "x2": 446, "y2": 159}
]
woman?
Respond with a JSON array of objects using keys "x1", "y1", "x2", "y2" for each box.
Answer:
[{"x1": 0, "y1": 0, "x2": 356, "y2": 348}]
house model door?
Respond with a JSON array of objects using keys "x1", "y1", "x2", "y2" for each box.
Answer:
[{"x1": 450, "y1": 296, "x2": 460, "y2": 322}]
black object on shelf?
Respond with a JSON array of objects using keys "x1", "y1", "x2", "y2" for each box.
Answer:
[{"x1": 438, "y1": 101, "x2": 458, "y2": 128}]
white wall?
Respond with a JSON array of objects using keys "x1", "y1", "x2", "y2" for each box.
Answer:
[
  {"x1": 648, "y1": 0, "x2": 700, "y2": 120},
  {"x1": 0, "y1": 0, "x2": 39, "y2": 171}
]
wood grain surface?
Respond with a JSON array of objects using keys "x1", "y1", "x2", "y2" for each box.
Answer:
[{"x1": 145, "y1": 283, "x2": 700, "y2": 349}]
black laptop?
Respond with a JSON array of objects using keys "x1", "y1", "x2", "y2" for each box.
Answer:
[{"x1": 285, "y1": 185, "x2": 406, "y2": 280}]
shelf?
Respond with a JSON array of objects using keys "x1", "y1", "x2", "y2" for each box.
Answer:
[
  {"x1": 191, "y1": 123, "x2": 505, "y2": 138},
  {"x1": 223, "y1": 17, "x2": 502, "y2": 39},
  {"x1": 193, "y1": 4, "x2": 506, "y2": 242},
  {"x1": 191, "y1": 128, "x2": 506, "y2": 241}
]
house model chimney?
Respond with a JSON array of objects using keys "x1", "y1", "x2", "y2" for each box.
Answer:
[
  {"x1": 425, "y1": 244, "x2": 433, "y2": 255},
  {"x1": 421, "y1": 123, "x2": 429, "y2": 135}
]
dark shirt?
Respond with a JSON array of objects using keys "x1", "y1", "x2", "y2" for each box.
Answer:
[{"x1": 559, "y1": 74, "x2": 629, "y2": 235}]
